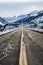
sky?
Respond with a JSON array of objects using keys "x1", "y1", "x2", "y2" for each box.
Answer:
[{"x1": 0, "y1": 0, "x2": 43, "y2": 17}]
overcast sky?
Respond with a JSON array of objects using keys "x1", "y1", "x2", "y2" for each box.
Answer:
[{"x1": 0, "y1": 0, "x2": 43, "y2": 17}]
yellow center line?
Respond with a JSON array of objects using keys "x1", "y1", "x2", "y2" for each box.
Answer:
[{"x1": 19, "y1": 23, "x2": 28, "y2": 65}]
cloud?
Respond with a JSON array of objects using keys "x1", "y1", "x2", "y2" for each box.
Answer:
[
  {"x1": 0, "y1": 0, "x2": 43, "y2": 2},
  {"x1": 0, "y1": 1, "x2": 43, "y2": 17}
]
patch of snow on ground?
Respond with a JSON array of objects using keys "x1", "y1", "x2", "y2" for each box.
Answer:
[
  {"x1": 26, "y1": 25, "x2": 43, "y2": 32},
  {"x1": 0, "y1": 28, "x2": 15, "y2": 35}
]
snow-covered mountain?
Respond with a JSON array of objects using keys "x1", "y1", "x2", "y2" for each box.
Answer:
[
  {"x1": 4, "y1": 15, "x2": 28, "y2": 24},
  {"x1": 1, "y1": 10, "x2": 43, "y2": 31},
  {"x1": 14, "y1": 10, "x2": 43, "y2": 29},
  {"x1": 29, "y1": 10, "x2": 40, "y2": 16},
  {"x1": 0, "y1": 17, "x2": 7, "y2": 24},
  {"x1": 26, "y1": 10, "x2": 43, "y2": 29},
  {"x1": 4, "y1": 16, "x2": 16, "y2": 23}
]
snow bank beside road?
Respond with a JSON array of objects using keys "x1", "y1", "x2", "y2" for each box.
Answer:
[
  {"x1": 0, "y1": 26, "x2": 21, "y2": 36},
  {"x1": 0, "y1": 29, "x2": 16, "y2": 35},
  {"x1": 28, "y1": 28, "x2": 43, "y2": 33},
  {"x1": 32, "y1": 28, "x2": 43, "y2": 33},
  {"x1": 25, "y1": 25, "x2": 43, "y2": 33}
]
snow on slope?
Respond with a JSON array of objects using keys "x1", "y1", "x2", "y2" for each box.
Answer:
[
  {"x1": 0, "y1": 26, "x2": 21, "y2": 35},
  {"x1": 30, "y1": 10, "x2": 40, "y2": 16},
  {"x1": 32, "y1": 16, "x2": 43, "y2": 23},
  {"x1": 2, "y1": 10, "x2": 43, "y2": 33},
  {"x1": 25, "y1": 10, "x2": 43, "y2": 32},
  {"x1": 0, "y1": 28, "x2": 17, "y2": 35},
  {"x1": 0, "y1": 22, "x2": 5, "y2": 26},
  {"x1": 32, "y1": 28, "x2": 43, "y2": 32},
  {"x1": 4, "y1": 16, "x2": 16, "y2": 23},
  {"x1": 4, "y1": 15, "x2": 28, "y2": 23},
  {"x1": 30, "y1": 27, "x2": 43, "y2": 33},
  {"x1": 30, "y1": 15, "x2": 43, "y2": 29},
  {"x1": 0, "y1": 29, "x2": 14, "y2": 35},
  {"x1": 26, "y1": 25, "x2": 43, "y2": 33}
]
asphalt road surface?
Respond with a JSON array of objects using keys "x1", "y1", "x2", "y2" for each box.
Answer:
[
  {"x1": 0, "y1": 26, "x2": 43, "y2": 65},
  {"x1": 23, "y1": 27, "x2": 43, "y2": 65},
  {"x1": 0, "y1": 28, "x2": 21, "y2": 65}
]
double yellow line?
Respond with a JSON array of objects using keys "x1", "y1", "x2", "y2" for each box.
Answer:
[{"x1": 19, "y1": 23, "x2": 28, "y2": 65}]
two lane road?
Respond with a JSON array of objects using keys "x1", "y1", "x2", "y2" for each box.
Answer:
[{"x1": 0, "y1": 26, "x2": 43, "y2": 65}]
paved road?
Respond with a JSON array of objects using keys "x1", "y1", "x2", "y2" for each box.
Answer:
[
  {"x1": 0, "y1": 26, "x2": 43, "y2": 65},
  {"x1": 23, "y1": 27, "x2": 43, "y2": 65},
  {"x1": 0, "y1": 28, "x2": 21, "y2": 65},
  {"x1": 19, "y1": 24, "x2": 28, "y2": 65}
]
